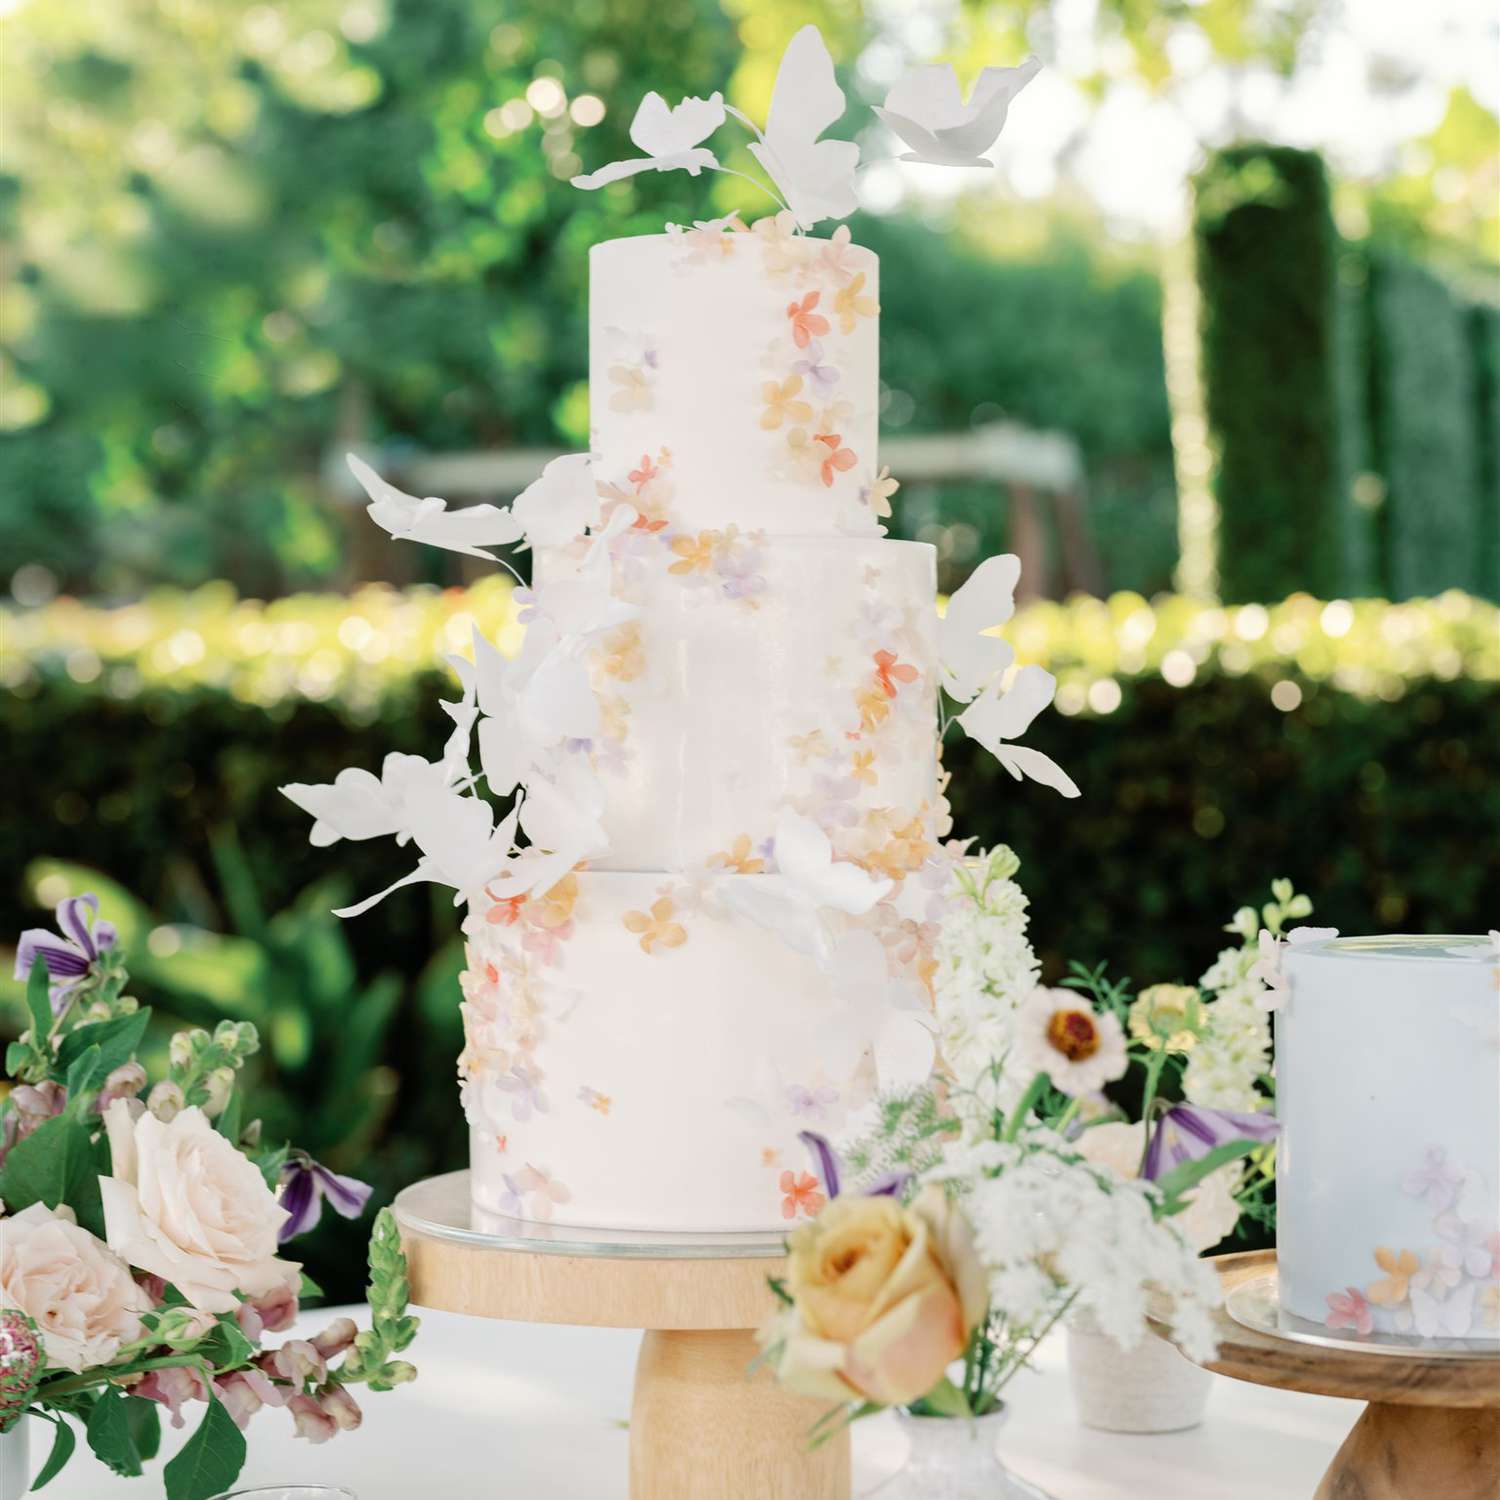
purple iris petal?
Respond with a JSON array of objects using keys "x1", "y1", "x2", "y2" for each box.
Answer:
[
  {"x1": 15, "y1": 931, "x2": 90, "y2": 980},
  {"x1": 865, "y1": 1171, "x2": 910, "y2": 1198},
  {"x1": 278, "y1": 1164, "x2": 321, "y2": 1241},
  {"x1": 312, "y1": 1162, "x2": 374, "y2": 1219},
  {"x1": 1144, "y1": 1103, "x2": 1280, "y2": 1182},
  {"x1": 798, "y1": 1130, "x2": 842, "y2": 1200}
]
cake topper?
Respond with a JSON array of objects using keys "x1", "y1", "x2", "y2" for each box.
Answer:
[{"x1": 571, "y1": 24, "x2": 1040, "y2": 229}]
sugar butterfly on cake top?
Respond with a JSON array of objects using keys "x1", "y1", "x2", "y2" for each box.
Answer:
[{"x1": 873, "y1": 56, "x2": 1041, "y2": 169}]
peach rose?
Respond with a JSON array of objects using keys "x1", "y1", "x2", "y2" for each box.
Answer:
[
  {"x1": 768, "y1": 1187, "x2": 987, "y2": 1407},
  {"x1": 99, "y1": 1099, "x2": 299, "y2": 1313},
  {"x1": 1075, "y1": 1121, "x2": 1241, "y2": 1252},
  {"x1": 0, "y1": 1202, "x2": 152, "y2": 1372}
]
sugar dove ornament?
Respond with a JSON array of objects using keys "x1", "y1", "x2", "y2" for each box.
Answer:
[
  {"x1": 874, "y1": 57, "x2": 1041, "y2": 169},
  {"x1": 346, "y1": 453, "x2": 522, "y2": 560},
  {"x1": 741, "y1": 26, "x2": 860, "y2": 229},
  {"x1": 572, "y1": 91, "x2": 725, "y2": 189}
]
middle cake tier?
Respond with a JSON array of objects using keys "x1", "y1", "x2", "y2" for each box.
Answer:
[{"x1": 537, "y1": 534, "x2": 940, "y2": 872}]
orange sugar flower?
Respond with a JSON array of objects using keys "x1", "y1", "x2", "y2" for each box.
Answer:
[
  {"x1": 485, "y1": 892, "x2": 527, "y2": 926},
  {"x1": 780, "y1": 1170, "x2": 826, "y2": 1220},
  {"x1": 815, "y1": 432, "x2": 857, "y2": 487},
  {"x1": 669, "y1": 530, "x2": 718, "y2": 576},
  {"x1": 760, "y1": 374, "x2": 814, "y2": 431},
  {"x1": 787, "y1": 291, "x2": 830, "y2": 349},
  {"x1": 709, "y1": 834, "x2": 765, "y2": 875},
  {"x1": 1366, "y1": 1247, "x2": 1420, "y2": 1307},
  {"x1": 873, "y1": 649, "x2": 919, "y2": 699},
  {"x1": 623, "y1": 896, "x2": 687, "y2": 955},
  {"x1": 528, "y1": 872, "x2": 579, "y2": 930},
  {"x1": 833, "y1": 271, "x2": 878, "y2": 334},
  {"x1": 629, "y1": 454, "x2": 659, "y2": 490}
]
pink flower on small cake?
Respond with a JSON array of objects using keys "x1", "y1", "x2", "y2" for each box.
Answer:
[
  {"x1": 622, "y1": 895, "x2": 688, "y2": 954},
  {"x1": 1011, "y1": 987, "x2": 1128, "y2": 1097},
  {"x1": 1365, "y1": 1247, "x2": 1420, "y2": 1307},
  {"x1": 780, "y1": 1170, "x2": 827, "y2": 1220},
  {"x1": 497, "y1": 1165, "x2": 572, "y2": 1221},
  {"x1": 1325, "y1": 1287, "x2": 1374, "y2": 1336},
  {"x1": 786, "y1": 290, "x2": 830, "y2": 347},
  {"x1": 1402, "y1": 1146, "x2": 1465, "y2": 1212}
]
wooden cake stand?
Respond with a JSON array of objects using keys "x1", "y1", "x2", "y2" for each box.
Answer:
[
  {"x1": 393, "y1": 1172, "x2": 849, "y2": 1500},
  {"x1": 1159, "y1": 1251, "x2": 1500, "y2": 1500}
]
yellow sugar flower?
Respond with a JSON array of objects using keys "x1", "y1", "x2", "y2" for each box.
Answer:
[
  {"x1": 668, "y1": 530, "x2": 719, "y2": 576},
  {"x1": 850, "y1": 749, "x2": 878, "y2": 786},
  {"x1": 834, "y1": 271, "x2": 878, "y2": 334},
  {"x1": 760, "y1": 374, "x2": 814, "y2": 431},
  {"x1": 623, "y1": 897, "x2": 688, "y2": 955},
  {"x1": 709, "y1": 834, "x2": 765, "y2": 875},
  {"x1": 1366, "y1": 1247, "x2": 1420, "y2": 1307},
  {"x1": 598, "y1": 623, "x2": 644, "y2": 682}
]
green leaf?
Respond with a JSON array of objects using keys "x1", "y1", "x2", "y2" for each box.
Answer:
[
  {"x1": 29, "y1": 1412, "x2": 77, "y2": 1491},
  {"x1": 62, "y1": 1044, "x2": 104, "y2": 1110},
  {"x1": 86, "y1": 1385, "x2": 143, "y2": 1478},
  {"x1": 1154, "y1": 1139, "x2": 1262, "y2": 1210},
  {"x1": 913, "y1": 1375, "x2": 972, "y2": 1420},
  {"x1": 0, "y1": 1113, "x2": 106, "y2": 1237},
  {"x1": 299, "y1": 1270, "x2": 324, "y2": 1299},
  {"x1": 6, "y1": 1039, "x2": 31, "y2": 1075},
  {"x1": 162, "y1": 1397, "x2": 246, "y2": 1500},
  {"x1": 25, "y1": 961, "x2": 52, "y2": 1047},
  {"x1": 213, "y1": 1088, "x2": 242, "y2": 1147},
  {"x1": 210, "y1": 826, "x2": 266, "y2": 942},
  {"x1": 125, "y1": 1394, "x2": 161, "y2": 1462},
  {"x1": 197, "y1": 1315, "x2": 255, "y2": 1367},
  {"x1": 57, "y1": 1008, "x2": 150, "y2": 1083},
  {"x1": 254, "y1": 1140, "x2": 290, "y2": 1191}
]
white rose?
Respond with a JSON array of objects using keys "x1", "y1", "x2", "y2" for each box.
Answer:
[
  {"x1": 0, "y1": 1202, "x2": 152, "y2": 1372},
  {"x1": 99, "y1": 1100, "x2": 299, "y2": 1313},
  {"x1": 1075, "y1": 1121, "x2": 1241, "y2": 1253}
]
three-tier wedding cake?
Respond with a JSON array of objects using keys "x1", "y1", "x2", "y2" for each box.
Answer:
[{"x1": 283, "y1": 27, "x2": 1069, "y2": 1231}]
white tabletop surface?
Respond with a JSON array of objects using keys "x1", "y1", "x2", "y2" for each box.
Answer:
[{"x1": 31, "y1": 1303, "x2": 1360, "y2": 1498}]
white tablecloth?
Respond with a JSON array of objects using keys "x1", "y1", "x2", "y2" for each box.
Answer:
[{"x1": 33, "y1": 1304, "x2": 1358, "y2": 1498}]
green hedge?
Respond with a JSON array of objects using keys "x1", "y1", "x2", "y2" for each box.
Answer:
[
  {"x1": 1470, "y1": 302, "x2": 1500, "y2": 601},
  {"x1": 1367, "y1": 253, "x2": 1484, "y2": 597},
  {"x1": 1195, "y1": 146, "x2": 1343, "y2": 602}
]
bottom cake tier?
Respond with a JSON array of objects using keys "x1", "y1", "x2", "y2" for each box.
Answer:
[
  {"x1": 458, "y1": 868, "x2": 931, "y2": 1232},
  {"x1": 1276, "y1": 934, "x2": 1499, "y2": 1343}
]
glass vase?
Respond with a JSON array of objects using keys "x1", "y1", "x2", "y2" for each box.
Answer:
[{"x1": 871, "y1": 1408, "x2": 1056, "y2": 1500}]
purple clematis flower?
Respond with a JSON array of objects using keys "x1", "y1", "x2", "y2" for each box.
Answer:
[
  {"x1": 14, "y1": 893, "x2": 119, "y2": 1014},
  {"x1": 1143, "y1": 1103, "x2": 1279, "y2": 1182},
  {"x1": 798, "y1": 1130, "x2": 908, "y2": 1203},
  {"x1": 278, "y1": 1153, "x2": 374, "y2": 1242}
]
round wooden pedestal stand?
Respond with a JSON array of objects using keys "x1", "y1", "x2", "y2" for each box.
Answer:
[
  {"x1": 1161, "y1": 1252, "x2": 1500, "y2": 1500},
  {"x1": 393, "y1": 1172, "x2": 849, "y2": 1500}
]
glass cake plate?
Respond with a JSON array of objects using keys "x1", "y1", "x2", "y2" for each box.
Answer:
[
  {"x1": 393, "y1": 1170, "x2": 790, "y2": 1260},
  {"x1": 1226, "y1": 1266, "x2": 1500, "y2": 1360}
]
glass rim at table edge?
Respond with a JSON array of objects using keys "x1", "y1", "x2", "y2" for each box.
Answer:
[
  {"x1": 208, "y1": 1489, "x2": 357, "y2": 1499},
  {"x1": 1288, "y1": 934, "x2": 1494, "y2": 964},
  {"x1": 392, "y1": 1171, "x2": 792, "y2": 1258},
  {"x1": 1225, "y1": 1269, "x2": 1500, "y2": 1362}
]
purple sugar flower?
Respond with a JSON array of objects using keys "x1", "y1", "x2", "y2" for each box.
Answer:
[
  {"x1": 1143, "y1": 1103, "x2": 1279, "y2": 1182},
  {"x1": 15, "y1": 893, "x2": 118, "y2": 1014},
  {"x1": 792, "y1": 340, "x2": 840, "y2": 391},
  {"x1": 278, "y1": 1153, "x2": 374, "y2": 1242}
]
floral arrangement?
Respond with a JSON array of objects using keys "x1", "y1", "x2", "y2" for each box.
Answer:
[
  {"x1": 1, "y1": 895, "x2": 418, "y2": 1497},
  {"x1": 757, "y1": 851, "x2": 1312, "y2": 1430}
]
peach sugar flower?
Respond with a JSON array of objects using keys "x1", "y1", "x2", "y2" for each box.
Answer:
[
  {"x1": 608, "y1": 364, "x2": 652, "y2": 413},
  {"x1": 849, "y1": 749, "x2": 877, "y2": 786},
  {"x1": 814, "y1": 432, "x2": 857, "y2": 487},
  {"x1": 863, "y1": 465, "x2": 899, "y2": 520},
  {"x1": 1365, "y1": 1248, "x2": 1420, "y2": 1307},
  {"x1": 598, "y1": 623, "x2": 644, "y2": 682},
  {"x1": 528, "y1": 873, "x2": 578, "y2": 930},
  {"x1": 780, "y1": 1171, "x2": 826, "y2": 1220},
  {"x1": 668, "y1": 530, "x2": 718, "y2": 576},
  {"x1": 761, "y1": 374, "x2": 814, "y2": 430},
  {"x1": 709, "y1": 835, "x2": 765, "y2": 875},
  {"x1": 833, "y1": 271, "x2": 878, "y2": 334},
  {"x1": 623, "y1": 896, "x2": 687, "y2": 955},
  {"x1": 872, "y1": 649, "x2": 919, "y2": 699},
  {"x1": 1325, "y1": 1287, "x2": 1373, "y2": 1336},
  {"x1": 787, "y1": 291, "x2": 830, "y2": 348},
  {"x1": 816, "y1": 224, "x2": 857, "y2": 283},
  {"x1": 628, "y1": 454, "x2": 659, "y2": 489}
]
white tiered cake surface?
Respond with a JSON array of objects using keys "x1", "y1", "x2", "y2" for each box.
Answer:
[{"x1": 1276, "y1": 934, "x2": 1500, "y2": 1343}]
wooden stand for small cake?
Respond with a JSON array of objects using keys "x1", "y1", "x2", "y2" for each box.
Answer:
[
  {"x1": 393, "y1": 1172, "x2": 849, "y2": 1500},
  {"x1": 1158, "y1": 1251, "x2": 1500, "y2": 1500}
]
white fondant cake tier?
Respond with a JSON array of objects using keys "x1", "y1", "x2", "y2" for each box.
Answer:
[
  {"x1": 589, "y1": 229, "x2": 882, "y2": 535},
  {"x1": 537, "y1": 535, "x2": 941, "y2": 871},
  {"x1": 1276, "y1": 935, "x2": 1500, "y2": 1343},
  {"x1": 461, "y1": 870, "x2": 934, "y2": 1232}
]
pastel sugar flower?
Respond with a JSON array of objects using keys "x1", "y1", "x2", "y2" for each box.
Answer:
[
  {"x1": 1325, "y1": 1287, "x2": 1373, "y2": 1336},
  {"x1": 873, "y1": 649, "x2": 919, "y2": 699},
  {"x1": 623, "y1": 896, "x2": 688, "y2": 954},
  {"x1": 788, "y1": 729, "x2": 829, "y2": 765},
  {"x1": 787, "y1": 1083, "x2": 840, "y2": 1120},
  {"x1": 608, "y1": 364, "x2": 653, "y2": 413},
  {"x1": 850, "y1": 749, "x2": 877, "y2": 786},
  {"x1": 496, "y1": 1060, "x2": 547, "y2": 1121},
  {"x1": 1402, "y1": 1146, "x2": 1464, "y2": 1212},
  {"x1": 816, "y1": 224, "x2": 858, "y2": 283},
  {"x1": 1480, "y1": 1283, "x2": 1500, "y2": 1329},
  {"x1": 787, "y1": 290, "x2": 830, "y2": 348},
  {"x1": 709, "y1": 834, "x2": 766, "y2": 875},
  {"x1": 815, "y1": 432, "x2": 857, "y2": 487},
  {"x1": 577, "y1": 1086, "x2": 612, "y2": 1115},
  {"x1": 860, "y1": 466, "x2": 899, "y2": 521},
  {"x1": 753, "y1": 210, "x2": 806, "y2": 277},
  {"x1": 833, "y1": 271, "x2": 877, "y2": 334},
  {"x1": 761, "y1": 374, "x2": 814, "y2": 430},
  {"x1": 1366, "y1": 1247, "x2": 1420, "y2": 1307},
  {"x1": 1010, "y1": 987, "x2": 1128, "y2": 1098},
  {"x1": 100, "y1": 1100, "x2": 299, "y2": 1314},
  {"x1": 516, "y1": 1164, "x2": 571, "y2": 1222},
  {"x1": 780, "y1": 1170, "x2": 827, "y2": 1220},
  {"x1": 668, "y1": 530, "x2": 718, "y2": 576},
  {"x1": 0, "y1": 1202, "x2": 152, "y2": 1372},
  {"x1": 598, "y1": 622, "x2": 644, "y2": 681},
  {"x1": 792, "y1": 339, "x2": 840, "y2": 392}
]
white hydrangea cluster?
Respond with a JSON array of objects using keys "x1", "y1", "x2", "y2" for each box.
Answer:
[
  {"x1": 940, "y1": 1133, "x2": 1222, "y2": 1364},
  {"x1": 930, "y1": 846, "x2": 1040, "y2": 1117},
  {"x1": 1182, "y1": 940, "x2": 1274, "y2": 1112}
]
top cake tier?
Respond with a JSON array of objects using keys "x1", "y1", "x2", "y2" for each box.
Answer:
[{"x1": 589, "y1": 226, "x2": 881, "y2": 535}]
